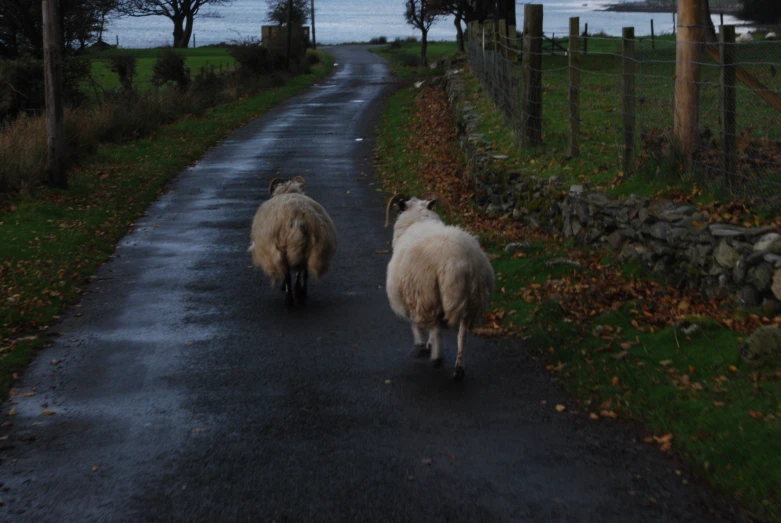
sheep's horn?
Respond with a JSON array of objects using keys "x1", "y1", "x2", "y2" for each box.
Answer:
[
  {"x1": 385, "y1": 193, "x2": 407, "y2": 228},
  {"x1": 269, "y1": 178, "x2": 284, "y2": 195},
  {"x1": 291, "y1": 175, "x2": 306, "y2": 186},
  {"x1": 420, "y1": 191, "x2": 453, "y2": 220}
]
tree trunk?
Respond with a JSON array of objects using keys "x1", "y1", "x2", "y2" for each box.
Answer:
[
  {"x1": 455, "y1": 14, "x2": 465, "y2": 52},
  {"x1": 172, "y1": 15, "x2": 185, "y2": 48},
  {"x1": 179, "y1": 14, "x2": 194, "y2": 48},
  {"x1": 421, "y1": 28, "x2": 428, "y2": 65}
]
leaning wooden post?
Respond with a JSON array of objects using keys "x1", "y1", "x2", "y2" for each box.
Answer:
[
  {"x1": 569, "y1": 17, "x2": 580, "y2": 157},
  {"x1": 651, "y1": 19, "x2": 655, "y2": 49},
  {"x1": 584, "y1": 23, "x2": 588, "y2": 55},
  {"x1": 622, "y1": 27, "x2": 636, "y2": 176},
  {"x1": 311, "y1": 0, "x2": 316, "y2": 50},
  {"x1": 42, "y1": 0, "x2": 66, "y2": 189},
  {"x1": 522, "y1": 4, "x2": 543, "y2": 147},
  {"x1": 719, "y1": 25, "x2": 737, "y2": 190},
  {"x1": 674, "y1": 0, "x2": 702, "y2": 162},
  {"x1": 285, "y1": 0, "x2": 294, "y2": 70}
]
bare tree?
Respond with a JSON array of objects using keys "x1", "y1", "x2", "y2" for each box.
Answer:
[
  {"x1": 405, "y1": 0, "x2": 442, "y2": 65},
  {"x1": 431, "y1": 0, "x2": 475, "y2": 52},
  {"x1": 120, "y1": 0, "x2": 231, "y2": 48}
]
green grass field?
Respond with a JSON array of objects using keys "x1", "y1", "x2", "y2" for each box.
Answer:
[
  {"x1": 0, "y1": 51, "x2": 334, "y2": 393},
  {"x1": 88, "y1": 47, "x2": 237, "y2": 92}
]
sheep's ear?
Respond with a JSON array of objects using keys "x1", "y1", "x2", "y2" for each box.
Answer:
[
  {"x1": 291, "y1": 175, "x2": 306, "y2": 188},
  {"x1": 427, "y1": 199, "x2": 438, "y2": 210},
  {"x1": 397, "y1": 198, "x2": 408, "y2": 212},
  {"x1": 269, "y1": 178, "x2": 283, "y2": 195}
]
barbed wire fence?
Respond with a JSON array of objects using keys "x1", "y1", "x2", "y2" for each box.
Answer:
[{"x1": 466, "y1": 8, "x2": 781, "y2": 203}]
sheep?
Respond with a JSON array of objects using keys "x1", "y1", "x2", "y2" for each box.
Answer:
[
  {"x1": 384, "y1": 192, "x2": 495, "y2": 381},
  {"x1": 736, "y1": 32, "x2": 753, "y2": 43},
  {"x1": 766, "y1": 32, "x2": 777, "y2": 40},
  {"x1": 248, "y1": 176, "x2": 337, "y2": 307}
]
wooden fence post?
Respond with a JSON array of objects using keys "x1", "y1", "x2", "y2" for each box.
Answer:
[
  {"x1": 569, "y1": 17, "x2": 580, "y2": 158},
  {"x1": 522, "y1": 4, "x2": 543, "y2": 147},
  {"x1": 720, "y1": 25, "x2": 736, "y2": 190},
  {"x1": 42, "y1": 0, "x2": 66, "y2": 189},
  {"x1": 622, "y1": 27, "x2": 636, "y2": 176},
  {"x1": 674, "y1": 0, "x2": 702, "y2": 161}
]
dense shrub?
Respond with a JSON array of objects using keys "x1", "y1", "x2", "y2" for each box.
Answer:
[
  {"x1": 369, "y1": 36, "x2": 388, "y2": 44},
  {"x1": 0, "y1": 56, "x2": 91, "y2": 121},
  {"x1": 151, "y1": 49, "x2": 191, "y2": 90},
  {"x1": 107, "y1": 55, "x2": 137, "y2": 91},
  {"x1": 399, "y1": 54, "x2": 423, "y2": 67},
  {"x1": 305, "y1": 49, "x2": 321, "y2": 65},
  {"x1": 389, "y1": 38, "x2": 403, "y2": 49},
  {"x1": 229, "y1": 41, "x2": 274, "y2": 75}
]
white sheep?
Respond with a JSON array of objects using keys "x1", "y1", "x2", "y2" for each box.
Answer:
[
  {"x1": 384, "y1": 192, "x2": 495, "y2": 381},
  {"x1": 766, "y1": 32, "x2": 777, "y2": 40},
  {"x1": 736, "y1": 32, "x2": 753, "y2": 43},
  {"x1": 248, "y1": 176, "x2": 337, "y2": 307}
]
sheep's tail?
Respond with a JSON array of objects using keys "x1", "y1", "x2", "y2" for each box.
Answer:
[
  {"x1": 440, "y1": 260, "x2": 473, "y2": 329},
  {"x1": 306, "y1": 215, "x2": 337, "y2": 281}
]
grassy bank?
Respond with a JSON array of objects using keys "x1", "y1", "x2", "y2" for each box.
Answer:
[
  {"x1": 0, "y1": 51, "x2": 334, "y2": 393},
  {"x1": 370, "y1": 41, "x2": 460, "y2": 78},
  {"x1": 374, "y1": 81, "x2": 781, "y2": 520}
]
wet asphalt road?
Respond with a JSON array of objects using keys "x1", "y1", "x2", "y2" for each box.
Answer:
[{"x1": 0, "y1": 46, "x2": 739, "y2": 522}]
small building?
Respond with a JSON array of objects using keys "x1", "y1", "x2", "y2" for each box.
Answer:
[{"x1": 261, "y1": 25, "x2": 310, "y2": 59}]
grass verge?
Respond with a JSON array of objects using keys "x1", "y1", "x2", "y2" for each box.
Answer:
[
  {"x1": 374, "y1": 81, "x2": 781, "y2": 521},
  {"x1": 0, "y1": 51, "x2": 334, "y2": 393},
  {"x1": 370, "y1": 41, "x2": 460, "y2": 78}
]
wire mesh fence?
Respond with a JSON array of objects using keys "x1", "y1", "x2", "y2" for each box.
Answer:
[{"x1": 466, "y1": 15, "x2": 781, "y2": 202}]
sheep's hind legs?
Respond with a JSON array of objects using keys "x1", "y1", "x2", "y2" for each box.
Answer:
[
  {"x1": 283, "y1": 270, "x2": 294, "y2": 307},
  {"x1": 411, "y1": 324, "x2": 430, "y2": 358},
  {"x1": 453, "y1": 320, "x2": 467, "y2": 382},
  {"x1": 294, "y1": 269, "x2": 308, "y2": 302},
  {"x1": 429, "y1": 327, "x2": 444, "y2": 368}
]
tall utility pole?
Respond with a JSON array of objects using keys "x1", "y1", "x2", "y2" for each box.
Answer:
[
  {"x1": 42, "y1": 0, "x2": 66, "y2": 189},
  {"x1": 286, "y1": 0, "x2": 294, "y2": 70},
  {"x1": 674, "y1": 0, "x2": 702, "y2": 161},
  {"x1": 311, "y1": 0, "x2": 316, "y2": 50}
]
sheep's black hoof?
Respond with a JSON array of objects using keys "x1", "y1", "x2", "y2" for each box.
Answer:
[
  {"x1": 453, "y1": 366, "x2": 465, "y2": 382},
  {"x1": 294, "y1": 285, "x2": 307, "y2": 302},
  {"x1": 413, "y1": 344, "x2": 430, "y2": 358},
  {"x1": 431, "y1": 356, "x2": 444, "y2": 368},
  {"x1": 284, "y1": 295, "x2": 295, "y2": 308}
]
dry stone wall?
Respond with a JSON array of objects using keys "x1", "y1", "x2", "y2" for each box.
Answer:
[{"x1": 442, "y1": 65, "x2": 781, "y2": 313}]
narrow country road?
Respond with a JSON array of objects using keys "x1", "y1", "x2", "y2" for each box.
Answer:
[{"x1": 1, "y1": 47, "x2": 737, "y2": 522}]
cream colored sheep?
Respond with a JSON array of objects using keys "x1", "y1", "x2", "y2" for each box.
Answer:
[
  {"x1": 385, "y1": 193, "x2": 495, "y2": 381},
  {"x1": 737, "y1": 33, "x2": 753, "y2": 43},
  {"x1": 248, "y1": 176, "x2": 337, "y2": 306}
]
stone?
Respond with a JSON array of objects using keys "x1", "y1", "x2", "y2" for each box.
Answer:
[
  {"x1": 648, "y1": 222, "x2": 671, "y2": 241},
  {"x1": 715, "y1": 241, "x2": 740, "y2": 269},
  {"x1": 646, "y1": 198, "x2": 673, "y2": 217},
  {"x1": 753, "y1": 232, "x2": 781, "y2": 254},
  {"x1": 486, "y1": 203, "x2": 501, "y2": 215},
  {"x1": 665, "y1": 227, "x2": 690, "y2": 245},
  {"x1": 762, "y1": 298, "x2": 781, "y2": 315},
  {"x1": 571, "y1": 218, "x2": 583, "y2": 237},
  {"x1": 748, "y1": 263, "x2": 774, "y2": 292},
  {"x1": 739, "y1": 326, "x2": 781, "y2": 363},
  {"x1": 607, "y1": 231, "x2": 626, "y2": 250},
  {"x1": 733, "y1": 255, "x2": 748, "y2": 284},
  {"x1": 773, "y1": 268, "x2": 781, "y2": 300},
  {"x1": 512, "y1": 207, "x2": 527, "y2": 221},
  {"x1": 527, "y1": 216, "x2": 541, "y2": 230},
  {"x1": 575, "y1": 202, "x2": 590, "y2": 224},
  {"x1": 569, "y1": 184, "x2": 585, "y2": 195},
  {"x1": 505, "y1": 241, "x2": 532, "y2": 252},
  {"x1": 737, "y1": 285, "x2": 762, "y2": 308},
  {"x1": 637, "y1": 207, "x2": 651, "y2": 223},
  {"x1": 764, "y1": 254, "x2": 781, "y2": 268},
  {"x1": 548, "y1": 175, "x2": 563, "y2": 186},
  {"x1": 709, "y1": 224, "x2": 747, "y2": 238},
  {"x1": 653, "y1": 203, "x2": 697, "y2": 222},
  {"x1": 621, "y1": 243, "x2": 650, "y2": 263},
  {"x1": 583, "y1": 192, "x2": 612, "y2": 206}
]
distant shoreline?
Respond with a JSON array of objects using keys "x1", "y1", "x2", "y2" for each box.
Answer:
[{"x1": 600, "y1": 3, "x2": 741, "y2": 15}]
